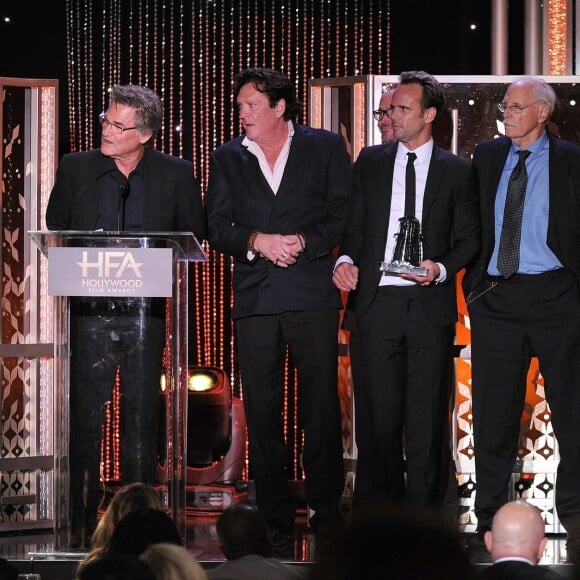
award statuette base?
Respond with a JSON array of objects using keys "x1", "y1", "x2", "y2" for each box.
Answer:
[{"x1": 380, "y1": 261, "x2": 428, "y2": 277}]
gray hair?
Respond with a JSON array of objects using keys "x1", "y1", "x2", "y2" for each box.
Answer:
[
  {"x1": 510, "y1": 76, "x2": 557, "y2": 115},
  {"x1": 109, "y1": 84, "x2": 163, "y2": 137}
]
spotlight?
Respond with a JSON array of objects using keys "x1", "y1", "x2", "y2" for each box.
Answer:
[
  {"x1": 159, "y1": 366, "x2": 248, "y2": 511},
  {"x1": 186, "y1": 367, "x2": 248, "y2": 510},
  {"x1": 186, "y1": 367, "x2": 232, "y2": 466}
]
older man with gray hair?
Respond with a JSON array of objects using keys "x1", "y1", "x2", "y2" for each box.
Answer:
[
  {"x1": 465, "y1": 76, "x2": 580, "y2": 555},
  {"x1": 47, "y1": 83, "x2": 205, "y2": 546}
]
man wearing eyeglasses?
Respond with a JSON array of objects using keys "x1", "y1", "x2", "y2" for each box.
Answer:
[
  {"x1": 373, "y1": 86, "x2": 397, "y2": 143},
  {"x1": 465, "y1": 76, "x2": 580, "y2": 553},
  {"x1": 46, "y1": 84, "x2": 205, "y2": 546},
  {"x1": 333, "y1": 71, "x2": 480, "y2": 516}
]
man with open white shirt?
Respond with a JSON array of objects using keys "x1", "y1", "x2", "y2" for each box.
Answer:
[
  {"x1": 333, "y1": 71, "x2": 480, "y2": 514},
  {"x1": 206, "y1": 68, "x2": 350, "y2": 544}
]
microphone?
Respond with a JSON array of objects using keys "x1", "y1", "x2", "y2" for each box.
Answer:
[{"x1": 117, "y1": 182, "x2": 130, "y2": 231}]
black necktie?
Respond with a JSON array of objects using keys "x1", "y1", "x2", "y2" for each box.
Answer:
[
  {"x1": 497, "y1": 149, "x2": 531, "y2": 278},
  {"x1": 405, "y1": 152, "x2": 417, "y2": 217}
]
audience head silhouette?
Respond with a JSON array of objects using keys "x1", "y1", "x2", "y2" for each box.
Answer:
[
  {"x1": 0, "y1": 557, "x2": 18, "y2": 580},
  {"x1": 76, "y1": 551, "x2": 155, "y2": 580},
  {"x1": 91, "y1": 483, "x2": 162, "y2": 549},
  {"x1": 312, "y1": 503, "x2": 474, "y2": 579},
  {"x1": 109, "y1": 508, "x2": 182, "y2": 557},
  {"x1": 484, "y1": 500, "x2": 547, "y2": 564},
  {"x1": 216, "y1": 503, "x2": 273, "y2": 559},
  {"x1": 78, "y1": 482, "x2": 163, "y2": 572}
]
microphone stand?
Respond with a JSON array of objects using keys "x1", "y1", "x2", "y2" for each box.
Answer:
[{"x1": 117, "y1": 182, "x2": 130, "y2": 231}]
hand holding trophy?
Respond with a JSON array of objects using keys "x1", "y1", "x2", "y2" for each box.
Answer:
[{"x1": 380, "y1": 215, "x2": 428, "y2": 277}]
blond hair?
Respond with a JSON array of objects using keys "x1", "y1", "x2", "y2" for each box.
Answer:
[
  {"x1": 78, "y1": 482, "x2": 162, "y2": 572},
  {"x1": 140, "y1": 543, "x2": 208, "y2": 580}
]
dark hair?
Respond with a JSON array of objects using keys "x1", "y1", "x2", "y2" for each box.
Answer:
[
  {"x1": 79, "y1": 483, "x2": 163, "y2": 573},
  {"x1": 216, "y1": 504, "x2": 273, "y2": 560},
  {"x1": 0, "y1": 558, "x2": 18, "y2": 580},
  {"x1": 399, "y1": 71, "x2": 446, "y2": 124},
  {"x1": 233, "y1": 68, "x2": 301, "y2": 122},
  {"x1": 109, "y1": 84, "x2": 163, "y2": 137},
  {"x1": 108, "y1": 508, "x2": 182, "y2": 557},
  {"x1": 313, "y1": 503, "x2": 474, "y2": 580},
  {"x1": 77, "y1": 551, "x2": 155, "y2": 580}
]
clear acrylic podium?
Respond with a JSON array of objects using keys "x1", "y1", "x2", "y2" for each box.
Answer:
[{"x1": 29, "y1": 230, "x2": 207, "y2": 549}]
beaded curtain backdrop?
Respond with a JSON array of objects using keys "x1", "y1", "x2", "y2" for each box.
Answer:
[{"x1": 64, "y1": 0, "x2": 392, "y2": 484}]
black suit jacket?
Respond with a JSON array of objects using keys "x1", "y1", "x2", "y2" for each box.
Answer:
[
  {"x1": 339, "y1": 141, "x2": 480, "y2": 327},
  {"x1": 479, "y1": 560, "x2": 563, "y2": 579},
  {"x1": 46, "y1": 147, "x2": 206, "y2": 240},
  {"x1": 205, "y1": 123, "x2": 351, "y2": 319},
  {"x1": 464, "y1": 132, "x2": 580, "y2": 296}
]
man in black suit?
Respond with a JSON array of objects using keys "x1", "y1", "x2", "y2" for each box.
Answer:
[
  {"x1": 46, "y1": 84, "x2": 205, "y2": 545},
  {"x1": 206, "y1": 68, "x2": 349, "y2": 543},
  {"x1": 465, "y1": 77, "x2": 580, "y2": 550},
  {"x1": 481, "y1": 500, "x2": 562, "y2": 579},
  {"x1": 333, "y1": 71, "x2": 480, "y2": 513}
]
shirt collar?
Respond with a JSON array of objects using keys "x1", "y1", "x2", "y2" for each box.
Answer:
[
  {"x1": 242, "y1": 120, "x2": 294, "y2": 148},
  {"x1": 97, "y1": 150, "x2": 147, "y2": 179},
  {"x1": 494, "y1": 556, "x2": 536, "y2": 566},
  {"x1": 511, "y1": 130, "x2": 548, "y2": 157},
  {"x1": 396, "y1": 138, "x2": 434, "y2": 165}
]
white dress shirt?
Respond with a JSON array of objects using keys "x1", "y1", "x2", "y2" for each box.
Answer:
[{"x1": 335, "y1": 138, "x2": 446, "y2": 285}]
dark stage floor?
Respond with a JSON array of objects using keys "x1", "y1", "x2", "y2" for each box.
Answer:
[{"x1": 1, "y1": 511, "x2": 576, "y2": 579}]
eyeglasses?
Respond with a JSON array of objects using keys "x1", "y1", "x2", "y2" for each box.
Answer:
[
  {"x1": 497, "y1": 100, "x2": 542, "y2": 115},
  {"x1": 373, "y1": 109, "x2": 390, "y2": 121},
  {"x1": 99, "y1": 112, "x2": 138, "y2": 134}
]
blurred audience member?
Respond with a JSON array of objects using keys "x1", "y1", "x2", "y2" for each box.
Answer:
[
  {"x1": 207, "y1": 504, "x2": 308, "y2": 579},
  {"x1": 109, "y1": 508, "x2": 182, "y2": 557},
  {"x1": 0, "y1": 558, "x2": 18, "y2": 580},
  {"x1": 140, "y1": 543, "x2": 208, "y2": 580},
  {"x1": 76, "y1": 551, "x2": 155, "y2": 580},
  {"x1": 481, "y1": 500, "x2": 563, "y2": 579},
  {"x1": 78, "y1": 482, "x2": 163, "y2": 572},
  {"x1": 312, "y1": 502, "x2": 475, "y2": 580}
]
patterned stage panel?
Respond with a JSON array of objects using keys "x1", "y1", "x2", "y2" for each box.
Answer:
[{"x1": 1, "y1": 79, "x2": 58, "y2": 531}]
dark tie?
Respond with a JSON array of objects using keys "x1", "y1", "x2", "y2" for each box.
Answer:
[
  {"x1": 405, "y1": 152, "x2": 417, "y2": 217},
  {"x1": 497, "y1": 149, "x2": 531, "y2": 278}
]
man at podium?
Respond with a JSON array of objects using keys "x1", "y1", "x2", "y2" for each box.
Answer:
[{"x1": 45, "y1": 84, "x2": 205, "y2": 546}]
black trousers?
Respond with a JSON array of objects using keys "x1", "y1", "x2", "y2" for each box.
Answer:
[
  {"x1": 236, "y1": 310, "x2": 345, "y2": 532},
  {"x1": 353, "y1": 285, "x2": 455, "y2": 513},
  {"x1": 68, "y1": 298, "x2": 165, "y2": 542},
  {"x1": 470, "y1": 269, "x2": 580, "y2": 532}
]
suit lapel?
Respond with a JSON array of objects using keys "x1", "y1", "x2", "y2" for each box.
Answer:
[
  {"x1": 422, "y1": 145, "x2": 445, "y2": 226},
  {"x1": 548, "y1": 136, "x2": 568, "y2": 234},
  {"x1": 84, "y1": 153, "x2": 111, "y2": 230},
  {"x1": 239, "y1": 141, "x2": 277, "y2": 201},
  {"x1": 142, "y1": 149, "x2": 161, "y2": 229},
  {"x1": 483, "y1": 139, "x2": 510, "y2": 245},
  {"x1": 276, "y1": 125, "x2": 309, "y2": 201},
  {"x1": 373, "y1": 144, "x2": 396, "y2": 262}
]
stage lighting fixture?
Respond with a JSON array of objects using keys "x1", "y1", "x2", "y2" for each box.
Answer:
[
  {"x1": 186, "y1": 367, "x2": 232, "y2": 466},
  {"x1": 159, "y1": 366, "x2": 248, "y2": 511}
]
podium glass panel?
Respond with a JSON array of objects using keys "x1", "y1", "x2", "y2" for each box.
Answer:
[{"x1": 29, "y1": 231, "x2": 206, "y2": 549}]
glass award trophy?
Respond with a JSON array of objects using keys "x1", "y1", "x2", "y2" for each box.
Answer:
[{"x1": 380, "y1": 216, "x2": 428, "y2": 276}]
